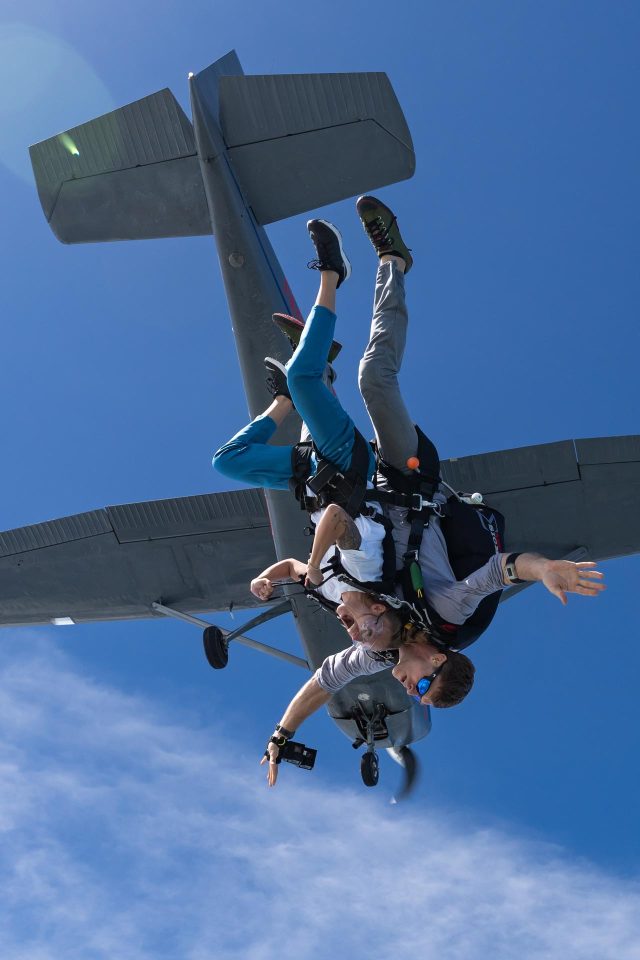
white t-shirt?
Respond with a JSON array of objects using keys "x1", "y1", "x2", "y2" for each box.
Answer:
[{"x1": 310, "y1": 511, "x2": 386, "y2": 605}]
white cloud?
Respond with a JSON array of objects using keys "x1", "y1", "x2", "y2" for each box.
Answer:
[{"x1": 0, "y1": 635, "x2": 638, "y2": 960}]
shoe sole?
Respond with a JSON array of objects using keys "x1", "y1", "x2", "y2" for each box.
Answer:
[
  {"x1": 272, "y1": 313, "x2": 342, "y2": 362},
  {"x1": 307, "y1": 218, "x2": 352, "y2": 284}
]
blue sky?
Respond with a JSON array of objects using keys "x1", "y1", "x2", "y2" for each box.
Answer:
[{"x1": 1, "y1": 2, "x2": 639, "y2": 957}]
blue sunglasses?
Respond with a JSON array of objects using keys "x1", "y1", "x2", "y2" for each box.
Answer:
[
  {"x1": 366, "y1": 650, "x2": 445, "y2": 701},
  {"x1": 412, "y1": 664, "x2": 445, "y2": 702}
]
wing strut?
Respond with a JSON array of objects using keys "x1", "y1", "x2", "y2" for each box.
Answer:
[{"x1": 151, "y1": 601, "x2": 309, "y2": 669}]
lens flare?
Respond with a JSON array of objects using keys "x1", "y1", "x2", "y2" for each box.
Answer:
[
  {"x1": 58, "y1": 133, "x2": 79, "y2": 156},
  {"x1": 0, "y1": 24, "x2": 113, "y2": 181}
]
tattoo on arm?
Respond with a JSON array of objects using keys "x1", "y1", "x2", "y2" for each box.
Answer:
[{"x1": 336, "y1": 513, "x2": 362, "y2": 550}]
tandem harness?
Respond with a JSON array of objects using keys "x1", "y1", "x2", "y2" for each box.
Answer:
[
  {"x1": 384, "y1": 425, "x2": 505, "y2": 650},
  {"x1": 370, "y1": 495, "x2": 506, "y2": 651},
  {"x1": 289, "y1": 427, "x2": 372, "y2": 520},
  {"x1": 331, "y1": 425, "x2": 506, "y2": 652},
  {"x1": 289, "y1": 426, "x2": 397, "y2": 594},
  {"x1": 290, "y1": 423, "x2": 505, "y2": 651}
]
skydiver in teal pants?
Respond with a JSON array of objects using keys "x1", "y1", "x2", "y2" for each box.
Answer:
[{"x1": 212, "y1": 219, "x2": 375, "y2": 491}]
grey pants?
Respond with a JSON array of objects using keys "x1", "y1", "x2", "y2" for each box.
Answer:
[{"x1": 358, "y1": 261, "x2": 418, "y2": 475}]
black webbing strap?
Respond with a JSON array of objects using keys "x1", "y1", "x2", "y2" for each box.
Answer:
[
  {"x1": 325, "y1": 511, "x2": 397, "y2": 596},
  {"x1": 374, "y1": 425, "x2": 440, "y2": 501},
  {"x1": 289, "y1": 441, "x2": 316, "y2": 512},
  {"x1": 291, "y1": 427, "x2": 372, "y2": 519}
]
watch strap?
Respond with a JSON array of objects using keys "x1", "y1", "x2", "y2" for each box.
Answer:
[
  {"x1": 275, "y1": 723, "x2": 295, "y2": 739},
  {"x1": 505, "y1": 552, "x2": 525, "y2": 584}
]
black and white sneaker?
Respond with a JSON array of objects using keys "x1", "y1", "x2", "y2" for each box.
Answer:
[
  {"x1": 306, "y1": 219, "x2": 352, "y2": 288},
  {"x1": 264, "y1": 357, "x2": 292, "y2": 403}
]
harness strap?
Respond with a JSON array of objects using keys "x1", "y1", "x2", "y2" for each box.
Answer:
[
  {"x1": 373, "y1": 424, "x2": 440, "y2": 500},
  {"x1": 289, "y1": 441, "x2": 316, "y2": 512},
  {"x1": 290, "y1": 428, "x2": 372, "y2": 519},
  {"x1": 303, "y1": 506, "x2": 398, "y2": 601},
  {"x1": 326, "y1": 509, "x2": 397, "y2": 595},
  {"x1": 296, "y1": 421, "x2": 505, "y2": 653}
]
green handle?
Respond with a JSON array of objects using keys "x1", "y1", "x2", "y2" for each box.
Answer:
[{"x1": 409, "y1": 561, "x2": 424, "y2": 596}]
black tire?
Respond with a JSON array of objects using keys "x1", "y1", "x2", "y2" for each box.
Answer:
[
  {"x1": 203, "y1": 626, "x2": 229, "y2": 669},
  {"x1": 360, "y1": 751, "x2": 379, "y2": 787}
]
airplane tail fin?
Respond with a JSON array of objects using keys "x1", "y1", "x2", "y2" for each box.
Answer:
[{"x1": 30, "y1": 52, "x2": 414, "y2": 244}]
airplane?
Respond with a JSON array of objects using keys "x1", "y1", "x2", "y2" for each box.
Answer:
[{"x1": 4, "y1": 49, "x2": 638, "y2": 797}]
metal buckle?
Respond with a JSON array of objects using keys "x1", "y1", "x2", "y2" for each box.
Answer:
[
  {"x1": 410, "y1": 493, "x2": 424, "y2": 511},
  {"x1": 403, "y1": 549, "x2": 419, "y2": 564}
]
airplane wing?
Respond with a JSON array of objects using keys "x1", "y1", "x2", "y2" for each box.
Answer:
[
  {"x1": 2, "y1": 435, "x2": 636, "y2": 630},
  {"x1": 441, "y1": 435, "x2": 640, "y2": 562},
  {"x1": 0, "y1": 488, "x2": 275, "y2": 627}
]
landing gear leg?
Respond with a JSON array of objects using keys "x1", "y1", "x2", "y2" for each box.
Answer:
[{"x1": 353, "y1": 702, "x2": 387, "y2": 787}]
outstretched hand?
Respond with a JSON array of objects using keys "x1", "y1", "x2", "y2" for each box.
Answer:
[
  {"x1": 260, "y1": 740, "x2": 280, "y2": 787},
  {"x1": 542, "y1": 560, "x2": 606, "y2": 605}
]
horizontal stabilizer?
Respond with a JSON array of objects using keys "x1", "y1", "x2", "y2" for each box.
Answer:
[
  {"x1": 217, "y1": 72, "x2": 415, "y2": 224},
  {"x1": 29, "y1": 90, "x2": 212, "y2": 243}
]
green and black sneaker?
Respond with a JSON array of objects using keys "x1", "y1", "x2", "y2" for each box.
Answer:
[
  {"x1": 356, "y1": 195, "x2": 413, "y2": 274},
  {"x1": 272, "y1": 313, "x2": 343, "y2": 363}
]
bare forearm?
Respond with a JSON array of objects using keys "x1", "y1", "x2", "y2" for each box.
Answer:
[
  {"x1": 308, "y1": 505, "x2": 361, "y2": 570},
  {"x1": 277, "y1": 676, "x2": 331, "y2": 732},
  {"x1": 308, "y1": 506, "x2": 342, "y2": 570},
  {"x1": 501, "y1": 552, "x2": 549, "y2": 584},
  {"x1": 262, "y1": 677, "x2": 331, "y2": 786},
  {"x1": 256, "y1": 557, "x2": 307, "y2": 582}
]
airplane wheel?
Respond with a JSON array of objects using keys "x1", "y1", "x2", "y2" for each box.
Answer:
[
  {"x1": 360, "y1": 751, "x2": 379, "y2": 787},
  {"x1": 203, "y1": 626, "x2": 229, "y2": 669}
]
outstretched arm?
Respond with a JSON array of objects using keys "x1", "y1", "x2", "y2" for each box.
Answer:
[
  {"x1": 261, "y1": 677, "x2": 331, "y2": 787},
  {"x1": 250, "y1": 557, "x2": 308, "y2": 601},
  {"x1": 502, "y1": 553, "x2": 605, "y2": 605},
  {"x1": 260, "y1": 645, "x2": 388, "y2": 787},
  {"x1": 306, "y1": 504, "x2": 362, "y2": 586}
]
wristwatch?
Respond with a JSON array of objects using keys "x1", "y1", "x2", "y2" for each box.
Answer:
[
  {"x1": 275, "y1": 723, "x2": 295, "y2": 739},
  {"x1": 505, "y1": 552, "x2": 525, "y2": 584}
]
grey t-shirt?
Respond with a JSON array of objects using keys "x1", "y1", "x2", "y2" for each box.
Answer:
[{"x1": 314, "y1": 643, "x2": 389, "y2": 693}]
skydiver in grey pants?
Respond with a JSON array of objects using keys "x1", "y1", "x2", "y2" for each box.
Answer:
[{"x1": 356, "y1": 196, "x2": 436, "y2": 486}]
